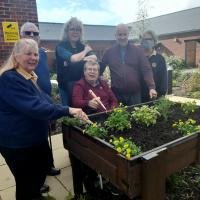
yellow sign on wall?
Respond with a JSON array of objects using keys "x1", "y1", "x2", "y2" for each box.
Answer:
[{"x1": 2, "y1": 22, "x2": 20, "y2": 42}]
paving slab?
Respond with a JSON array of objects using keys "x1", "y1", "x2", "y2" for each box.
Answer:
[
  {"x1": 56, "y1": 167, "x2": 74, "y2": 195},
  {"x1": 0, "y1": 154, "x2": 5, "y2": 166},
  {"x1": 0, "y1": 186, "x2": 15, "y2": 200},
  {"x1": 0, "y1": 165, "x2": 15, "y2": 191},
  {"x1": 45, "y1": 176, "x2": 68, "y2": 200},
  {"x1": 53, "y1": 148, "x2": 70, "y2": 169}
]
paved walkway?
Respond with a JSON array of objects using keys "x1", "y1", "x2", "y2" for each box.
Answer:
[{"x1": 0, "y1": 134, "x2": 73, "y2": 200}]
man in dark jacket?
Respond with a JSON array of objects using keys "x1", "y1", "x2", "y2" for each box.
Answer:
[{"x1": 102, "y1": 24, "x2": 157, "y2": 106}]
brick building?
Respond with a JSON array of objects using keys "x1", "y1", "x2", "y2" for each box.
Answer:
[
  {"x1": 0, "y1": 1, "x2": 200, "y2": 68},
  {"x1": 0, "y1": 0, "x2": 38, "y2": 66},
  {"x1": 129, "y1": 7, "x2": 200, "y2": 67}
]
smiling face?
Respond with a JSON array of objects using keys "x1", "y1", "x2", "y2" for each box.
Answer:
[
  {"x1": 84, "y1": 62, "x2": 100, "y2": 83},
  {"x1": 15, "y1": 44, "x2": 39, "y2": 73},
  {"x1": 67, "y1": 25, "x2": 82, "y2": 44},
  {"x1": 115, "y1": 24, "x2": 129, "y2": 47}
]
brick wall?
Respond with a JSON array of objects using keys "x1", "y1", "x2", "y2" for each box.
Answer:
[
  {"x1": 0, "y1": 0, "x2": 38, "y2": 66},
  {"x1": 159, "y1": 32, "x2": 200, "y2": 66}
]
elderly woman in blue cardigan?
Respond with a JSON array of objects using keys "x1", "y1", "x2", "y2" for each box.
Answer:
[{"x1": 0, "y1": 38, "x2": 89, "y2": 200}]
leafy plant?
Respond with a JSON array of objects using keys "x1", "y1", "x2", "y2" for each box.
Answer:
[
  {"x1": 181, "y1": 101, "x2": 197, "y2": 115},
  {"x1": 104, "y1": 104, "x2": 131, "y2": 131},
  {"x1": 172, "y1": 119, "x2": 200, "y2": 136},
  {"x1": 131, "y1": 105, "x2": 160, "y2": 127},
  {"x1": 109, "y1": 136, "x2": 141, "y2": 159},
  {"x1": 83, "y1": 123, "x2": 107, "y2": 138},
  {"x1": 154, "y1": 97, "x2": 174, "y2": 121},
  {"x1": 62, "y1": 117, "x2": 86, "y2": 128}
]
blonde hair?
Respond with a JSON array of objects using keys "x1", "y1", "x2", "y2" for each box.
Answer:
[
  {"x1": 61, "y1": 17, "x2": 83, "y2": 42},
  {"x1": 0, "y1": 38, "x2": 38, "y2": 75}
]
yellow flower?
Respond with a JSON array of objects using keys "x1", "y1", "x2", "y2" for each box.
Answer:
[
  {"x1": 113, "y1": 140, "x2": 119, "y2": 146},
  {"x1": 116, "y1": 147, "x2": 122, "y2": 153},
  {"x1": 172, "y1": 123, "x2": 177, "y2": 128},
  {"x1": 117, "y1": 109, "x2": 122, "y2": 113},
  {"x1": 179, "y1": 122, "x2": 184, "y2": 126},
  {"x1": 119, "y1": 137, "x2": 124, "y2": 143},
  {"x1": 192, "y1": 109, "x2": 195, "y2": 113},
  {"x1": 126, "y1": 148, "x2": 131, "y2": 154},
  {"x1": 124, "y1": 143, "x2": 129, "y2": 148},
  {"x1": 92, "y1": 123, "x2": 97, "y2": 128},
  {"x1": 109, "y1": 139, "x2": 113, "y2": 143},
  {"x1": 197, "y1": 125, "x2": 200, "y2": 130},
  {"x1": 126, "y1": 153, "x2": 131, "y2": 160}
]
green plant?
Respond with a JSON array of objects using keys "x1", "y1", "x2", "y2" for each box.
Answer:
[
  {"x1": 104, "y1": 104, "x2": 131, "y2": 131},
  {"x1": 83, "y1": 123, "x2": 107, "y2": 138},
  {"x1": 109, "y1": 136, "x2": 141, "y2": 159},
  {"x1": 131, "y1": 105, "x2": 160, "y2": 127},
  {"x1": 63, "y1": 117, "x2": 86, "y2": 128},
  {"x1": 181, "y1": 101, "x2": 197, "y2": 115},
  {"x1": 172, "y1": 119, "x2": 200, "y2": 136},
  {"x1": 188, "y1": 91, "x2": 200, "y2": 99},
  {"x1": 154, "y1": 97, "x2": 174, "y2": 121}
]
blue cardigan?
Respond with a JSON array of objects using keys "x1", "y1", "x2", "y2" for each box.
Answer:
[
  {"x1": 35, "y1": 48, "x2": 52, "y2": 96},
  {"x1": 0, "y1": 69, "x2": 69, "y2": 148}
]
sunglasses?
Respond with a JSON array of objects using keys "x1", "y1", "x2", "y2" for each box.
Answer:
[{"x1": 24, "y1": 31, "x2": 39, "y2": 36}]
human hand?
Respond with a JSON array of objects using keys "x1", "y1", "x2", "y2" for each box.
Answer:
[
  {"x1": 69, "y1": 107, "x2": 91, "y2": 123},
  {"x1": 149, "y1": 89, "x2": 157, "y2": 99},
  {"x1": 88, "y1": 97, "x2": 100, "y2": 109},
  {"x1": 84, "y1": 45, "x2": 93, "y2": 54}
]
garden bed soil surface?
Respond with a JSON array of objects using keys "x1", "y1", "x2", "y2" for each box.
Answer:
[{"x1": 79, "y1": 104, "x2": 200, "y2": 200}]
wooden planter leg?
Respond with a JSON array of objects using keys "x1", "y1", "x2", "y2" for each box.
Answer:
[{"x1": 142, "y1": 149, "x2": 166, "y2": 200}]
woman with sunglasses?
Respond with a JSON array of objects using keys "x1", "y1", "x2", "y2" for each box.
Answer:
[
  {"x1": 55, "y1": 17, "x2": 97, "y2": 106},
  {"x1": 0, "y1": 38, "x2": 89, "y2": 200}
]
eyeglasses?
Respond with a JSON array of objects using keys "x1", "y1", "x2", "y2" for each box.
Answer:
[
  {"x1": 69, "y1": 28, "x2": 81, "y2": 32},
  {"x1": 23, "y1": 31, "x2": 39, "y2": 36}
]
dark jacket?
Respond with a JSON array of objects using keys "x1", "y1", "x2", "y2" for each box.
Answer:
[
  {"x1": 141, "y1": 53, "x2": 168, "y2": 102},
  {"x1": 102, "y1": 43, "x2": 155, "y2": 94},
  {"x1": 55, "y1": 41, "x2": 94, "y2": 90},
  {"x1": 35, "y1": 48, "x2": 52, "y2": 96},
  {"x1": 0, "y1": 69, "x2": 69, "y2": 148},
  {"x1": 72, "y1": 78, "x2": 118, "y2": 113}
]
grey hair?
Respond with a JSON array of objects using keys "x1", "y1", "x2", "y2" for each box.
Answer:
[
  {"x1": 0, "y1": 38, "x2": 38, "y2": 75},
  {"x1": 20, "y1": 22, "x2": 39, "y2": 36},
  {"x1": 84, "y1": 61, "x2": 100, "y2": 71},
  {"x1": 60, "y1": 17, "x2": 83, "y2": 42},
  {"x1": 141, "y1": 30, "x2": 158, "y2": 43}
]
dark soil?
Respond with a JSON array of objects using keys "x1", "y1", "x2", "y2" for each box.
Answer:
[{"x1": 83, "y1": 104, "x2": 200, "y2": 200}]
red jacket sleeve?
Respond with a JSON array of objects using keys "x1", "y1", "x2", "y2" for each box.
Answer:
[{"x1": 72, "y1": 82, "x2": 88, "y2": 109}]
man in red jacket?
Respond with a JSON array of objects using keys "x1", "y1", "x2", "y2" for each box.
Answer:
[
  {"x1": 102, "y1": 24, "x2": 157, "y2": 106},
  {"x1": 72, "y1": 60, "x2": 118, "y2": 114}
]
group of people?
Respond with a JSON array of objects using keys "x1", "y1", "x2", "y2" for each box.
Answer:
[{"x1": 0, "y1": 17, "x2": 167, "y2": 200}]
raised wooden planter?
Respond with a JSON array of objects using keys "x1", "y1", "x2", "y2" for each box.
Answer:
[{"x1": 62, "y1": 109, "x2": 200, "y2": 200}]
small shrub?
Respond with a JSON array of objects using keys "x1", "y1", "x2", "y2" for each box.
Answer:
[
  {"x1": 131, "y1": 105, "x2": 160, "y2": 127},
  {"x1": 172, "y1": 119, "x2": 200, "y2": 136},
  {"x1": 63, "y1": 117, "x2": 86, "y2": 128},
  {"x1": 154, "y1": 97, "x2": 174, "y2": 121},
  {"x1": 109, "y1": 136, "x2": 141, "y2": 159},
  {"x1": 104, "y1": 104, "x2": 131, "y2": 131},
  {"x1": 181, "y1": 101, "x2": 197, "y2": 115},
  {"x1": 83, "y1": 123, "x2": 107, "y2": 138}
]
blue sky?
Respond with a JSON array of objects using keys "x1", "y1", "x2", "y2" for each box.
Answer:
[{"x1": 36, "y1": 0, "x2": 200, "y2": 25}]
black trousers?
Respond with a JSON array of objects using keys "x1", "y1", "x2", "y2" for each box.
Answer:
[{"x1": 0, "y1": 141, "x2": 52, "y2": 200}]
